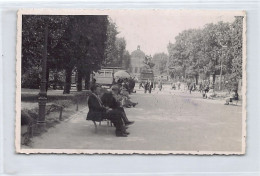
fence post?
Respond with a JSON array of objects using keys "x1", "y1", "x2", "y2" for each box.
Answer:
[
  {"x1": 76, "y1": 97, "x2": 79, "y2": 111},
  {"x1": 28, "y1": 123, "x2": 34, "y2": 138},
  {"x1": 59, "y1": 107, "x2": 63, "y2": 121}
]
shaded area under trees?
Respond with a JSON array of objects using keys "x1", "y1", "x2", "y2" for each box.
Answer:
[{"x1": 22, "y1": 15, "x2": 109, "y2": 94}]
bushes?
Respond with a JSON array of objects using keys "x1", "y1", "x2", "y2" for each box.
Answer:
[
  {"x1": 71, "y1": 91, "x2": 91, "y2": 104},
  {"x1": 21, "y1": 90, "x2": 91, "y2": 127},
  {"x1": 21, "y1": 100, "x2": 73, "y2": 126},
  {"x1": 22, "y1": 93, "x2": 75, "y2": 102},
  {"x1": 21, "y1": 90, "x2": 91, "y2": 102},
  {"x1": 20, "y1": 92, "x2": 90, "y2": 146},
  {"x1": 21, "y1": 108, "x2": 38, "y2": 126},
  {"x1": 21, "y1": 91, "x2": 90, "y2": 125},
  {"x1": 48, "y1": 70, "x2": 65, "y2": 90},
  {"x1": 52, "y1": 100, "x2": 72, "y2": 108},
  {"x1": 22, "y1": 66, "x2": 41, "y2": 89}
]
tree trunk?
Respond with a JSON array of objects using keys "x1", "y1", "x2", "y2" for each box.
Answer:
[
  {"x1": 195, "y1": 75, "x2": 198, "y2": 85},
  {"x1": 84, "y1": 71, "x2": 91, "y2": 90},
  {"x1": 183, "y1": 65, "x2": 186, "y2": 79},
  {"x1": 63, "y1": 67, "x2": 72, "y2": 94},
  {"x1": 77, "y1": 70, "x2": 83, "y2": 91},
  {"x1": 212, "y1": 73, "x2": 216, "y2": 89},
  {"x1": 213, "y1": 73, "x2": 216, "y2": 84}
]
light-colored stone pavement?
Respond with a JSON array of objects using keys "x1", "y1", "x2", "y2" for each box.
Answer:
[{"x1": 29, "y1": 86, "x2": 243, "y2": 152}]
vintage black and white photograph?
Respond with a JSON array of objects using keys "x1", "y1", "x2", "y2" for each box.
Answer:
[{"x1": 16, "y1": 9, "x2": 246, "y2": 154}]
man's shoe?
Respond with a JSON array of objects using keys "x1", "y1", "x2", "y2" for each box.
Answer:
[
  {"x1": 125, "y1": 121, "x2": 135, "y2": 126},
  {"x1": 123, "y1": 131, "x2": 130, "y2": 135},
  {"x1": 116, "y1": 132, "x2": 128, "y2": 137}
]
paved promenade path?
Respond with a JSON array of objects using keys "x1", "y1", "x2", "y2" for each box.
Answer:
[{"x1": 29, "y1": 86, "x2": 243, "y2": 152}]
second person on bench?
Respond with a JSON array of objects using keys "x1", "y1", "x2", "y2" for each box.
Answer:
[{"x1": 87, "y1": 85, "x2": 130, "y2": 137}]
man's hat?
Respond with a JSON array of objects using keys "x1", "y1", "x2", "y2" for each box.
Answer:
[{"x1": 111, "y1": 85, "x2": 119, "y2": 91}]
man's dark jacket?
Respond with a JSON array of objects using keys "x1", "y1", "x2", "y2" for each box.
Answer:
[
  {"x1": 101, "y1": 92, "x2": 120, "y2": 109},
  {"x1": 87, "y1": 94, "x2": 106, "y2": 121}
]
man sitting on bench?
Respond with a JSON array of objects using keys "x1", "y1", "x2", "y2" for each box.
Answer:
[
  {"x1": 101, "y1": 87, "x2": 134, "y2": 126},
  {"x1": 86, "y1": 85, "x2": 129, "y2": 137}
]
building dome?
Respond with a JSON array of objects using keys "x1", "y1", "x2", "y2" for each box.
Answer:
[
  {"x1": 131, "y1": 45, "x2": 145, "y2": 58},
  {"x1": 130, "y1": 45, "x2": 146, "y2": 78}
]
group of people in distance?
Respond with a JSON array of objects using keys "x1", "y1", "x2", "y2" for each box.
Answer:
[
  {"x1": 86, "y1": 78, "x2": 137, "y2": 137},
  {"x1": 224, "y1": 80, "x2": 239, "y2": 105},
  {"x1": 224, "y1": 89, "x2": 239, "y2": 105},
  {"x1": 172, "y1": 79, "x2": 239, "y2": 105},
  {"x1": 116, "y1": 77, "x2": 136, "y2": 94},
  {"x1": 200, "y1": 80, "x2": 239, "y2": 105},
  {"x1": 171, "y1": 81, "x2": 181, "y2": 90},
  {"x1": 139, "y1": 79, "x2": 154, "y2": 93}
]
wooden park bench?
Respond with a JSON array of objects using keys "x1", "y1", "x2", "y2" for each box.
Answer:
[{"x1": 92, "y1": 119, "x2": 113, "y2": 134}]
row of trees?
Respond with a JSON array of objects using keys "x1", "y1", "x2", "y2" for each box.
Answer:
[
  {"x1": 167, "y1": 16, "x2": 243, "y2": 87},
  {"x1": 103, "y1": 21, "x2": 131, "y2": 69},
  {"x1": 22, "y1": 15, "x2": 130, "y2": 93},
  {"x1": 152, "y1": 53, "x2": 168, "y2": 75}
]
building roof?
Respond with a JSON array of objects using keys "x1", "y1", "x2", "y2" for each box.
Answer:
[{"x1": 131, "y1": 45, "x2": 145, "y2": 58}]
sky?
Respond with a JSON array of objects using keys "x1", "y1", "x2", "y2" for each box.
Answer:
[{"x1": 108, "y1": 10, "x2": 240, "y2": 56}]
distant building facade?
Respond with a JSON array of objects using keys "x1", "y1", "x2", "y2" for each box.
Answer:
[{"x1": 130, "y1": 45, "x2": 146, "y2": 79}]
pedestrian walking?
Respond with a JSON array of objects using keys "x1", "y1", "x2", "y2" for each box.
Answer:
[
  {"x1": 148, "y1": 80, "x2": 153, "y2": 93},
  {"x1": 177, "y1": 82, "x2": 181, "y2": 90},
  {"x1": 202, "y1": 83, "x2": 210, "y2": 98},
  {"x1": 189, "y1": 84, "x2": 193, "y2": 94},
  {"x1": 171, "y1": 82, "x2": 176, "y2": 90},
  {"x1": 144, "y1": 80, "x2": 149, "y2": 93},
  {"x1": 199, "y1": 82, "x2": 203, "y2": 93},
  {"x1": 139, "y1": 82, "x2": 143, "y2": 89},
  {"x1": 187, "y1": 81, "x2": 191, "y2": 91},
  {"x1": 158, "y1": 80, "x2": 162, "y2": 91},
  {"x1": 128, "y1": 77, "x2": 136, "y2": 93}
]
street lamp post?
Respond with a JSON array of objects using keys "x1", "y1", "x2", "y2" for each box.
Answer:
[{"x1": 37, "y1": 24, "x2": 48, "y2": 132}]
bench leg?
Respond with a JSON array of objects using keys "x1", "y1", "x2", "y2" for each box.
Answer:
[
  {"x1": 59, "y1": 107, "x2": 63, "y2": 121},
  {"x1": 93, "y1": 121, "x2": 98, "y2": 133}
]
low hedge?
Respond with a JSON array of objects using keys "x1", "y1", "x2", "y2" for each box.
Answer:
[
  {"x1": 21, "y1": 90, "x2": 91, "y2": 103},
  {"x1": 21, "y1": 108, "x2": 38, "y2": 126},
  {"x1": 21, "y1": 100, "x2": 73, "y2": 126},
  {"x1": 21, "y1": 90, "x2": 91, "y2": 126}
]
